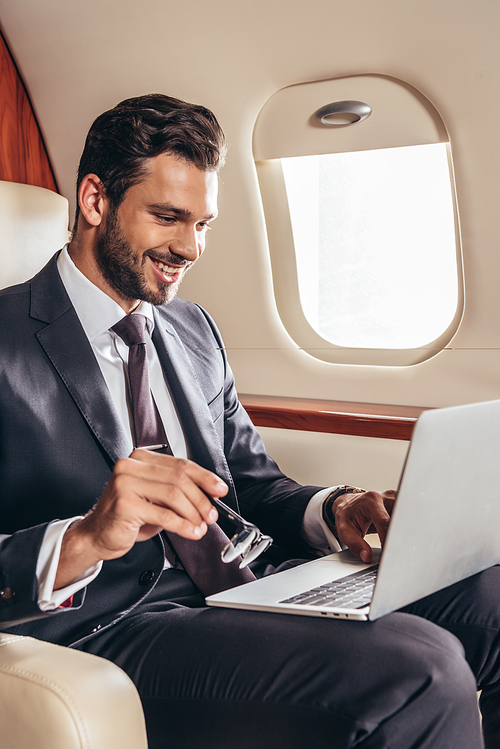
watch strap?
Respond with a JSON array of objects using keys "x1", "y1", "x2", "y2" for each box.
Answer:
[{"x1": 322, "y1": 485, "x2": 365, "y2": 528}]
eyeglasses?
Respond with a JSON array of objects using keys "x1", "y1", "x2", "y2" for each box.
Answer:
[
  {"x1": 209, "y1": 496, "x2": 273, "y2": 568},
  {"x1": 140, "y1": 446, "x2": 273, "y2": 566},
  {"x1": 140, "y1": 444, "x2": 273, "y2": 569}
]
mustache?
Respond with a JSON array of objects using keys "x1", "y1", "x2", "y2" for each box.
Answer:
[{"x1": 145, "y1": 250, "x2": 190, "y2": 267}]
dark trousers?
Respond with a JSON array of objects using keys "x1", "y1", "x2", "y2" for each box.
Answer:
[{"x1": 80, "y1": 565, "x2": 500, "y2": 749}]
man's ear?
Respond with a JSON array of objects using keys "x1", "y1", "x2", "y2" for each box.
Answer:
[{"x1": 78, "y1": 174, "x2": 107, "y2": 227}]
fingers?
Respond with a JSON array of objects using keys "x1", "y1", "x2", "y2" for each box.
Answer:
[
  {"x1": 129, "y1": 449, "x2": 228, "y2": 524},
  {"x1": 81, "y1": 453, "x2": 231, "y2": 562},
  {"x1": 114, "y1": 453, "x2": 224, "y2": 529},
  {"x1": 56, "y1": 456, "x2": 227, "y2": 588},
  {"x1": 335, "y1": 512, "x2": 377, "y2": 563},
  {"x1": 332, "y1": 489, "x2": 394, "y2": 563},
  {"x1": 381, "y1": 489, "x2": 397, "y2": 514},
  {"x1": 109, "y1": 468, "x2": 209, "y2": 539},
  {"x1": 132, "y1": 448, "x2": 228, "y2": 495}
]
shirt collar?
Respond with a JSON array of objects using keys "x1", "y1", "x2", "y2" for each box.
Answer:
[{"x1": 57, "y1": 245, "x2": 155, "y2": 341}]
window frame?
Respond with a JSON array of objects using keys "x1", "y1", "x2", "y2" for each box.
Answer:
[{"x1": 253, "y1": 75, "x2": 464, "y2": 366}]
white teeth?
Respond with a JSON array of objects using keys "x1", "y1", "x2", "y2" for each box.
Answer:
[{"x1": 154, "y1": 260, "x2": 180, "y2": 274}]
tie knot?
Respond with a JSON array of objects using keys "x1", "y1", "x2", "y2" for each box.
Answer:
[{"x1": 112, "y1": 314, "x2": 148, "y2": 348}]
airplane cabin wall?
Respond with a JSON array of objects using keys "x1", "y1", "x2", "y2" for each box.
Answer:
[{"x1": 0, "y1": 0, "x2": 498, "y2": 490}]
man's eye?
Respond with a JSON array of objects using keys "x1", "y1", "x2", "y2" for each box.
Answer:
[
  {"x1": 156, "y1": 215, "x2": 175, "y2": 223},
  {"x1": 198, "y1": 222, "x2": 211, "y2": 231}
]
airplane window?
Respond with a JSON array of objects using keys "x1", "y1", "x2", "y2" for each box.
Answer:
[
  {"x1": 254, "y1": 75, "x2": 463, "y2": 366},
  {"x1": 281, "y1": 142, "x2": 458, "y2": 349}
]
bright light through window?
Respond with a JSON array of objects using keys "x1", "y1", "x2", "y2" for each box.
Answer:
[{"x1": 281, "y1": 143, "x2": 459, "y2": 349}]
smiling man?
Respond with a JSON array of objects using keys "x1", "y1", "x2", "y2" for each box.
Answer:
[
  {"x1": 1, "y1": 95, "x2": 499, "y2": 749},
  {"x1": 72, "y1": 153, "x2": 218, "y2": 310}
]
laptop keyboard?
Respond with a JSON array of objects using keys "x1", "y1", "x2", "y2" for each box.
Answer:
[{"x1": 279, "y1": 565, "x2": 379, "y2": 610}]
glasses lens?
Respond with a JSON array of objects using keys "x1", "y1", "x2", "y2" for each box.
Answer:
[
  {"x1": 221, "y1": 527, "x2": 258, "y2": 563},
  {"x1": 221, "y1": 539, "x2": 239, "y2": 563},
  {"x1": 239, "y1": 535, "x2": 273, "y2": 567}
]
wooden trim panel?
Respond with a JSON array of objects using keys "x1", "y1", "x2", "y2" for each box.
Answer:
[
  {"x1": 239, "y1": 394, "x2": 429, "y2": 441},
  {"x1": 0, "y1": 27, "x2": 58, "y2": 191}
]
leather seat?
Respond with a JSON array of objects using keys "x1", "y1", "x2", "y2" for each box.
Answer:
[
  {"x1": 0, "y1": 633, "x2": 148, "y2": 749},
  {"x1": 0, "y1": 180, "x2": 148, "y2": 748},
  {"x1": 0, "y1": 179, "x2": 69, "y2": 287}
]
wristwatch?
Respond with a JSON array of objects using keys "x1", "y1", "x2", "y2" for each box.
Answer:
[{"x1": 322, "y1": 485, "x2": 365, "y2": 528}]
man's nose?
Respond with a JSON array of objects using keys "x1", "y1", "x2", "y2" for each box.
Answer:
[{"x1": 169, "y1": 225, "x2": 203, "y2": 262}]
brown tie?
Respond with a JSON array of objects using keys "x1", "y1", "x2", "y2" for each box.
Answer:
[
  {"x1": 111, "y1": 313, "x2": 255, "y2": 595},
  {"x1": 111, "y1": 314, "x2": 169, "y2": 450}
]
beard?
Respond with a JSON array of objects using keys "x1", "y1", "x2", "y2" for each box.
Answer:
[{"x1": 95, "y1": 206, "x2": 186, "y2": 307}]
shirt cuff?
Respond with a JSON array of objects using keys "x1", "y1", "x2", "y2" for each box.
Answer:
[
  {"x1": 36, "y1": 518, "x2": 103, "y2": 611},
  {"x1": 301, "y1": 487, "x2": 345, "y2": 555}
]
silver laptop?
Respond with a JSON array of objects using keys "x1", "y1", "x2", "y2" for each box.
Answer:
[{"x1": 207, "y1": 399, "x2": 500, "y2": 621}]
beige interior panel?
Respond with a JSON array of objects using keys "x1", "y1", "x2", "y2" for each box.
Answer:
[
  {"x1": 253, "y1": 74, "x2": 448, "y2": 161},
  {"x1": 257, "y1": 427, "x2": 409, "y2": 492},
  {"x1": 0, "y1": 0, "x2": 498, "y2": 452}
]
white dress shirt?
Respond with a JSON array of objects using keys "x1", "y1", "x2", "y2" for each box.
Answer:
[
  {"x1": 36, "y1": 517, "x2": 101, "y2": 610},
  {"x1": 57, "y1": 246, "x2": 188, "y2": 457},
  {"x1": 36, "y1": 246, "x2": 341, "y2": 611}
]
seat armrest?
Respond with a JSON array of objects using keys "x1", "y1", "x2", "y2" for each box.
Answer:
[{"x1": 0, "y1": 632, "x2": 148, "y2": 749}]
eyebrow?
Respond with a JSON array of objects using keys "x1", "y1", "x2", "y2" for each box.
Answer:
[{"x1": 148, "y1": 203, "x2": 218, "y2": 221}]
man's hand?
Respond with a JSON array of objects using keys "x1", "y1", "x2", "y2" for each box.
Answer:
[
  {"x1": 330, "y1": 489, "x2": 397, "y2": 563},
  {"x1": 54, "y1": 449, "x2": 227, "y2": 590}
]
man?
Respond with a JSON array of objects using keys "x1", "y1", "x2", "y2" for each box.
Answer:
[{"x1": 1, "y1": 94, "x2": 499, "y2": 748}]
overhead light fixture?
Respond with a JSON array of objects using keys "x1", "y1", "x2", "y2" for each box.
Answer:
[{"x1": 315, "y1": 100, "x2": 372, "y2": 127}]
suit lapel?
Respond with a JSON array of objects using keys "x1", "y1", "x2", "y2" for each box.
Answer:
[
  {"x1": 152, "y1": 308, "x2": 237, "y2": 506},
  {"x1": 29, "y1": 255, "x2": 233, "y2": 481},
  {"x1": 30, "y1": 254, "x2": 129, "y2": 464}
]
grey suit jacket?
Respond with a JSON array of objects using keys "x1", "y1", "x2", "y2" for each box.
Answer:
[{"x1": 0, "y1": 253, "x2": 321, "y2": 642}]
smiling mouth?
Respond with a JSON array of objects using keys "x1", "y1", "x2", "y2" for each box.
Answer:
[{"x1": 149, "y1": 256, "x2": 186, "y2": 281}]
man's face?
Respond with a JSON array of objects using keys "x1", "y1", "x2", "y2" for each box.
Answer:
[{"x1": 94, "y1": 153, "x2": 218, "y2": 308}]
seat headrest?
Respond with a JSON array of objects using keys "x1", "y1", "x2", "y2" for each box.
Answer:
[{"x1": 0, "y1": 181, "x2": 69, "y2": 289}]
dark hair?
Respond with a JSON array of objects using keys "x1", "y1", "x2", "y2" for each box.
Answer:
[{"x1": 74, "y1": 93, "x2": 226, "y2": 226}]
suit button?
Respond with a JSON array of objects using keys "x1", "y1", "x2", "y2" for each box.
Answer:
[
  {"x1": 139, "y1": 570, "x2": 155, "y2": 585},
  {"x1": 92, "y1": 625, "x2": 102, "y2": 633},
  {"x1": 0, "y1": 587, "x2": 14, "y2": 600}
]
